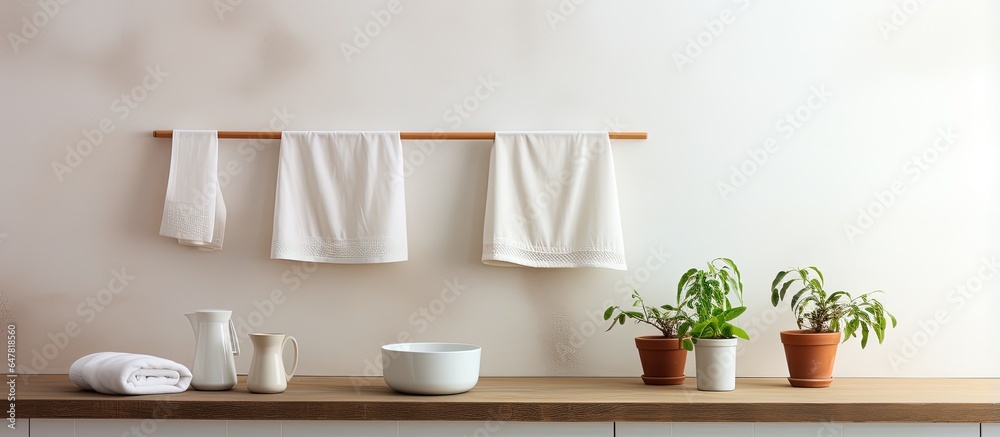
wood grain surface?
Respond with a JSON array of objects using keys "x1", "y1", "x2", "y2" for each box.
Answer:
[{"x1": 15, "y1": 375, "x2": 1000, "y2": 422}]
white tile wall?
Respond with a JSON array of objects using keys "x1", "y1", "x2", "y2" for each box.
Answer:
[
  {"x1": 615, "y1": 422, "x2": 672, "y2": 436},
  {"x1": 24, "y1": 419, "x2": 73, "y2": 437},
  {"x1": 842, "y1": 422, "x2": 980, "y2": 437},
  {"x1": 281, "y1": 420, "x2": 397, "y2": 437},
  {"x1": 227, "y1": 420, "x2": 281, "y2": 437},
  {"x1": 755, "y1": 422, "x2": 843, "y2": 437},
  {"x1": 144, "y1": 419, "x2": 228, "y2": 437},
  {"x1": 982, "y1": 423, "x2": 998, "y2": 437},
  {"x1": 618, "y1": 423, "x2": 845, "y2": 437},
  {"x1": 75, "y1": 419, "x2": 227, "y2": 437},
  {"x1": 672, "y1": 422, "x2": 754, "y2": 437},
  {"x1": 0, "y1": 419, "x2": 26, "y2": 437},
  {"x1": 397, "y1": 421, "x2": 613, "y2": 437},
  {"x1": 65, "y1": 419, "x2": 136, "y2": 437}
]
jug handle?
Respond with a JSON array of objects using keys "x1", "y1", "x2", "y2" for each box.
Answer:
[
  {"x1": 283, "y1": 336, "x2": 299, "y2": 383},
  {"x1": 229, "y1": 319, "x2": 240, "y2": 356}
]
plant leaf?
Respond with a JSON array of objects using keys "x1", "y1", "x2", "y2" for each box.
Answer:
[
  {"x1": 718, "y1": 258, "x2": 741, "y2": 280},
  {"x1": 779, "y1": 280, "x2": 795, "y2": 301},
  {"x1": 860, "y1": 323, "x2": 870, "y2": 349},
  {"x1": 809, "y1": 279, "x2": 823, "y2": 291},
  {"x1": 826, "y1": 291, "x2": 849, "y2": 304},
  {"x1": 677, "y1": 268, "x2": 696, "y2": 299},
  {"x1": 603, "y1": 307, "x2": 615, "y2": 320},
  {"x1": 807, "y1": 266, "x2": 824, "y2": 284},
  {"x1": 730, "y1": 325, "x2": 750, "y2": 340},
  {"x1": 723, "y1": 306, "x2": 746, "y2": 321},
  {"x1": 771, "y1": 270, "x2": 789, "y2": 293},
  {"x1": 789, "y1": 286, "x2": 811, "y2": 311},
  {"x1": 842, "y1": 319, "x2": 859, "y2": 340}
]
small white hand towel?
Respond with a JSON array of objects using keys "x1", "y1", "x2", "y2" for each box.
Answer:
[
  {"x1": 69, "y1": 352, "x2": 192, "y2": 395},
  {"x1": 482, "y1": 132, "x2": 627, "y2": 270},
  {"x1": 159, "y1": 130, "x2": 227, "y2": 250},
  {"x1": 271, "y1": 131, "x2": 408, "y2": 263}
]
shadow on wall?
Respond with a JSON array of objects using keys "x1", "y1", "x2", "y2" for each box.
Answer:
[
  {"x1": 124, "y1": 133, "x2": 172, "y2": 241},
  {"x1": 236, "y1": 24, "x2": 315, "y2": 97},
  {"x1": 0, "y1": 291, "x2": 18, "y2": 324}
]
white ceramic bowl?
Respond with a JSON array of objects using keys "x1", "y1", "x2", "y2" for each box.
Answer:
[{"x1": 381, "y1": 342, "x2": 481, "y2": 395}]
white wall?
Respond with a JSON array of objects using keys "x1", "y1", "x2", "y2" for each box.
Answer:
[{"x1": 1, "y1": 0, "x2": 997, "y2": 378}]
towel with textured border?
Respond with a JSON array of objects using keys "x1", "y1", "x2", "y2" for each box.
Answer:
[
  {"x1": 159, "y1": 130, "x2": 226, "y2": 250},
  {"x1": 482, "y1": 132, "x2": 626, "y2": 270},
  {"x1": 69, "y1": 352, "x2": 192, "y2": 395},
  {"x1": 271, "y1": 131, "x2": 408, "y2": 263}
]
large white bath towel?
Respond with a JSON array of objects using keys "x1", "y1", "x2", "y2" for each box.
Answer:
[
  {"x1": 271, "y1": 131, "x2": 408, "y2": 263},
  {"x1": 482, "y1": 132, "x2": 627, "y2": 270},
  {"x1": 159, "y1": 130, "x2": 227, "y2": 250},
  {"x1": 69, "y1": 352, "x2": 192, "y2": 395}
]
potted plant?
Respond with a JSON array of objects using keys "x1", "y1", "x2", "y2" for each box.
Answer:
[
  {"x1": 771, "y1": 266, "x2": 896, "y2": 388},
  {"x1": 604, "y1": 289, "x2": 692, "y2": 385},
  {"x1": 677, "y1": 258, "x2": 749, "y2": 391}
]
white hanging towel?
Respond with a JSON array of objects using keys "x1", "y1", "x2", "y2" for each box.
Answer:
[
  {"x1": 69, "y1": 352, "x2": 192, "y2": 395},
  {"x1": 159, "y1": 130, "x2": 226, "y2": 250},
  {"x1": 271, "y1": 131, "x2": 408, "y2": 263},
  {"x1": 483, "y1": 132, "x2": 627, "y2": 270}
]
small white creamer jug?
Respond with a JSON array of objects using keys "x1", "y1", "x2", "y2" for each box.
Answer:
[
  {"x1": 185, "y1": 310, "x2": 240, "y2": 391},
  {"x1": 247, "y1": 333, "x2": 299, "y2": 394}
]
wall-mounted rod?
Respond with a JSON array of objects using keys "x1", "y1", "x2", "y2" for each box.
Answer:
[{"x1": 152, "y1": 130, "x2": 648, "y2": 140}]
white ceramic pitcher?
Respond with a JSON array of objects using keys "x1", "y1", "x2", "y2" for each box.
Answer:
[
  {"x1": 247, "y1": 333, "x2": 299, "y2": 394},
  {"x1": 185, "y1": 310, "x2": 240, "y2": 391}
]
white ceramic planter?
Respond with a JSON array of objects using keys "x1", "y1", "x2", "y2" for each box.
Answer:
[{"x1": 694, "y1": 338, "x2": 738, "y2": 391}]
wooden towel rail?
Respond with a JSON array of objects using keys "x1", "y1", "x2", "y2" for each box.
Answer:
[{"x1": 152, "y1": 130, "x2": 647, "y2": 140}]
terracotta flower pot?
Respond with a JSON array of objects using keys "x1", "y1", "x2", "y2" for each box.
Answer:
[
  {"x1": 634, "y1": 336, "x2": 688, "y2": 385},
  {"x1": 780, "y1": 329, "x2": 841, "y2": 388}
]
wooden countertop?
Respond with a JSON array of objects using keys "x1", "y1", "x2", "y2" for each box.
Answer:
[{"x1": 16, "y1": 375, "x2": 1000, "y2": 422}]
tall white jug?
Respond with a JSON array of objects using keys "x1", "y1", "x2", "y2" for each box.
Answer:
[{"x1": 185, "y1": 310, "x2": 240, "y2": 391}]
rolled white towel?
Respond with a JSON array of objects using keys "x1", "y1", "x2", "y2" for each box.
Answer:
[{"x1": 69, "y1": 352, "x2": 192, "y2": 395}]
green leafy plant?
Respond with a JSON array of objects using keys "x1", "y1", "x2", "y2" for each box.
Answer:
[
  {"x1": 604, "y1": 289, "x2": 694, "y2": 350},
  {"x1": 676, "y1": 258, "x2": 750, "y2": 341},
  {"x1": 771, "y1": 266, "x2": 897, "y2": 348}
]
